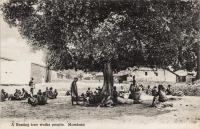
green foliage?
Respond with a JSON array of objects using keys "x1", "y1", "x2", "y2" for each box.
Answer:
[{"x1": 1, "y1": 0, "x2": 200, "y2": 71}]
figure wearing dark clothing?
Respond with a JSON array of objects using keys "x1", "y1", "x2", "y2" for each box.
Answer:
[
  {"x1": 19, "y1": 88, "x2": 29, "y2": 100},
  {"x1": 54, "y1": 89, "x2": 58, "y2": 98},
  {"x1": 47, "y1": 87, "x2": 55, "y2": 99},
  {"x1": 166, "y1": 85, "x2": 172, "y2": 95},
  {"x1": 86, "y1": 87, "x2": 93, "y2": 97},
  {"x1": 37, "y1": 89, "x2": 42, "y2": 96},
  {"x1": 71, "y1": 78, "x2": 78, "y2": 105},
  {"x1": 1, "y1": 89, "x2": 8, "y2": 102},
  {"x1": 9, "y1": 89, "x2": 21, "y2": 100},
  {"x1": 112, "y1": 86, "x2": 118, "y2": 104},
  {"x1": 132, "y1": 76, "x2": 136, "y2": 86},
  {"x1": 96, "y1": 86, "x2": 102, "y2": 94},
  {"x1": 29, "y1": 78, "x2": 34, "y2": 95}
]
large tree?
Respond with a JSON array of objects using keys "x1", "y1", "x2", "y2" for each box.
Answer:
[{"x1": 1, "y1": 0, "x2": 200, "y2": 99}]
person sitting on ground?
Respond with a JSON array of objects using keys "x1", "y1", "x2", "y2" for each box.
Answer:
[
  {"x1": 96, "y1": 86, "x2": 102, "y2": 94},
  {"x1": 112, "y1": 86, "x2": 118, "y2": 105},
  {"x1": 54, "y1": 89, "x2": 58, "y2": 99},
  {"x1": 37, "y1": 89, "x2": 43, "y2": 103},
  {"x1": 152, "y1": 85, "x2": 168, "y2": 106},
  {"x1": 1, "y1": 89, "x2": 8, "y2": 102},
  {"x1": 86, "y1": 87, "x2": 93, "y2": 97},
  {"x1": 37, "y1": 89, "x2": 42, "y2": 96},
  {"x1": 28, "y1": 95, "x2": 38, "y2": 106},
  {"x1": 146, "y1": 85, "x2": 152, "y2": 95},
  {"x1": 66, "y1": 90, "x2": 71, "y2": 96},
  {"x1": 47, "y1": 87, "x2": 55, "y2": 99},
  {"x1": 88, "y1": 90, "x2": 102, "y2": 106},
  {"x1": 9, "y1": 89, "x2": 21, "y2": 100},
  {"x1": 166, "y1": 85, "x2": 172, "y2": 95},
  {"x1": 19, "y1": 88, "x2": 29, "y2": 100},
  {"x1": 37, "y1": 92, "x2": 47, "y2": 105},
  {"x1": 129, "y1": 84, "x2": 142, "y2": 102}
]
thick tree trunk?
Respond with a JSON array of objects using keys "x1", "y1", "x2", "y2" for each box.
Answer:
[
  {"x1": 197, "y1": 43, "x2": 200, "y2": 79},
  {"x1": 101, "y1": 62, "x2": 113, "y2": 98}
]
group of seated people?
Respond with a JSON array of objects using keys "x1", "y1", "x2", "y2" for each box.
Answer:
[
  {"x1": 9, "y1": 88, "x2": 30, "y2": 101},
  {"x1": 145, "y1": 84, "x2": 173, "y2": 96},
  {"x1": 78, "y1": 83, "x2": 174, "y2": 107},
  {"x1": 45, "y1": 87, "x2": 58, "y2": 99},
  {"x1": 76, "y1": 85, "x2": 141, "y2": 107},
  {"x1": 28, "y1": 87, "x2": 58, "y2": 106}
]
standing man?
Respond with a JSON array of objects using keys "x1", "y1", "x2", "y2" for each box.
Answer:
[
  {"x1": 71, "y1": 77, "x2": 78, "y2": 105},
  {"x1": 29, "y1": 77, "x2": 35, "y2": 96}
]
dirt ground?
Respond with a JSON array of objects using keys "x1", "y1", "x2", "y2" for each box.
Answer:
[{"x1": 1, "y1": 82, "x2": 200, "y2": 129}]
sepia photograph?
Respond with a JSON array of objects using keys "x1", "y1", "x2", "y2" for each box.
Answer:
[{"x1": 0, "y1": 0, "x2": 200, "y2": 129}]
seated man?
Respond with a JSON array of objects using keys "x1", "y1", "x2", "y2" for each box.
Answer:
[
  {"x1": 37, "y1": 89, "x2": 42, "y2": 96},
  {"x1": 86, "y1": 87, "x2": 93, "y2": 97},
  {"x1": 1, "y1": 89, "x2": 8, "y2": 102},
  {"x1": 47, "y1": 87, "x2": 57, "y2": 99},
  {"x1": 47, "y1": 87, "x2": 54, "y2": 99},
  {"x1": 28, "y1": 95, "x2": 38, "y2": 106},
  {"x1": 19, "y1": 88, "x2": 29, "y2": 100},
  {"x1": 9, "y1": 89, "x2": 21, "y2": 101},
  {"x1": 166, "y1": 85, "x2": 172, "y2": 95},
  {"x1": 37, "y1": 92, "x2": 47, "y2": 105},
  {"x1": 65, "y1": 90, "x2": 71, "y2": 96},
  {"x1": 152, "y1": 85, "x2": 168, "y2": 106},
  {"x1": 96, "y1": 86, "x2": 102, "y2": 94},
  {"x1": 88, "y1": 92, "x2": 101, "y2": 105}
]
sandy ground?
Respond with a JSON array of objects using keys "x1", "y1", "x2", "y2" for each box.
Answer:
[{"x1": 1, "y1": 82, "x2": 200, "y2": 129}]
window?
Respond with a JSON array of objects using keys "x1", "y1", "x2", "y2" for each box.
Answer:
[{"x1": 145, "y1": 72, "x2": 148, "y2": 76}]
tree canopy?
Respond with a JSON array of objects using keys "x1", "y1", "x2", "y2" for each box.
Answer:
[{"x1": 1, "y1": 0, "x2": 200, "y2": 72}]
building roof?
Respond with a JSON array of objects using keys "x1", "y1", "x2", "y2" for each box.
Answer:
[
  {"x1": 0, "y1": 57, "x2": 15, "y2": 61},
  {"x1": 175, "y1": 70, "x2": 188, "y2": 76}
]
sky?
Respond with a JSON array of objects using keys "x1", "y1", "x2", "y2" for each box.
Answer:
[{"x1": 0, "y1": 0, "x2": 45, "y2": 65}]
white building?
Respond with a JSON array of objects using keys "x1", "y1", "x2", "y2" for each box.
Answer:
[
  {"x1": 129, "y1": 67, "x2": 178, "y2": 83},
  {"x1": 0, "y1": 57, "x2": 66, "y2": 85},
  {"x1": 1, "y1": 61, "x2": 31, "y2": 85}
]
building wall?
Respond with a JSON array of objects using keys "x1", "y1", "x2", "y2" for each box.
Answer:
[
  {"x1": 164, "y1": 70, "x2": 177, "y2": 82},
  {"x1": 0, "y1": 61, "x2": 31, "y2": 84},
  {"x1": 130, "y1": 69, "x2": 177, "y2": 82},
  {"x1": 31, "y1": 63, "x2": 47, "y2": 84}
]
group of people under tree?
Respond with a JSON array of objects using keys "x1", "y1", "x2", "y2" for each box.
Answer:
[
  {"x1": 0, "y1": 77, "x2": 58, "y2": 107},
  {"x1": 69, "y1": 76, "x2": 175, "y2": 107}
]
